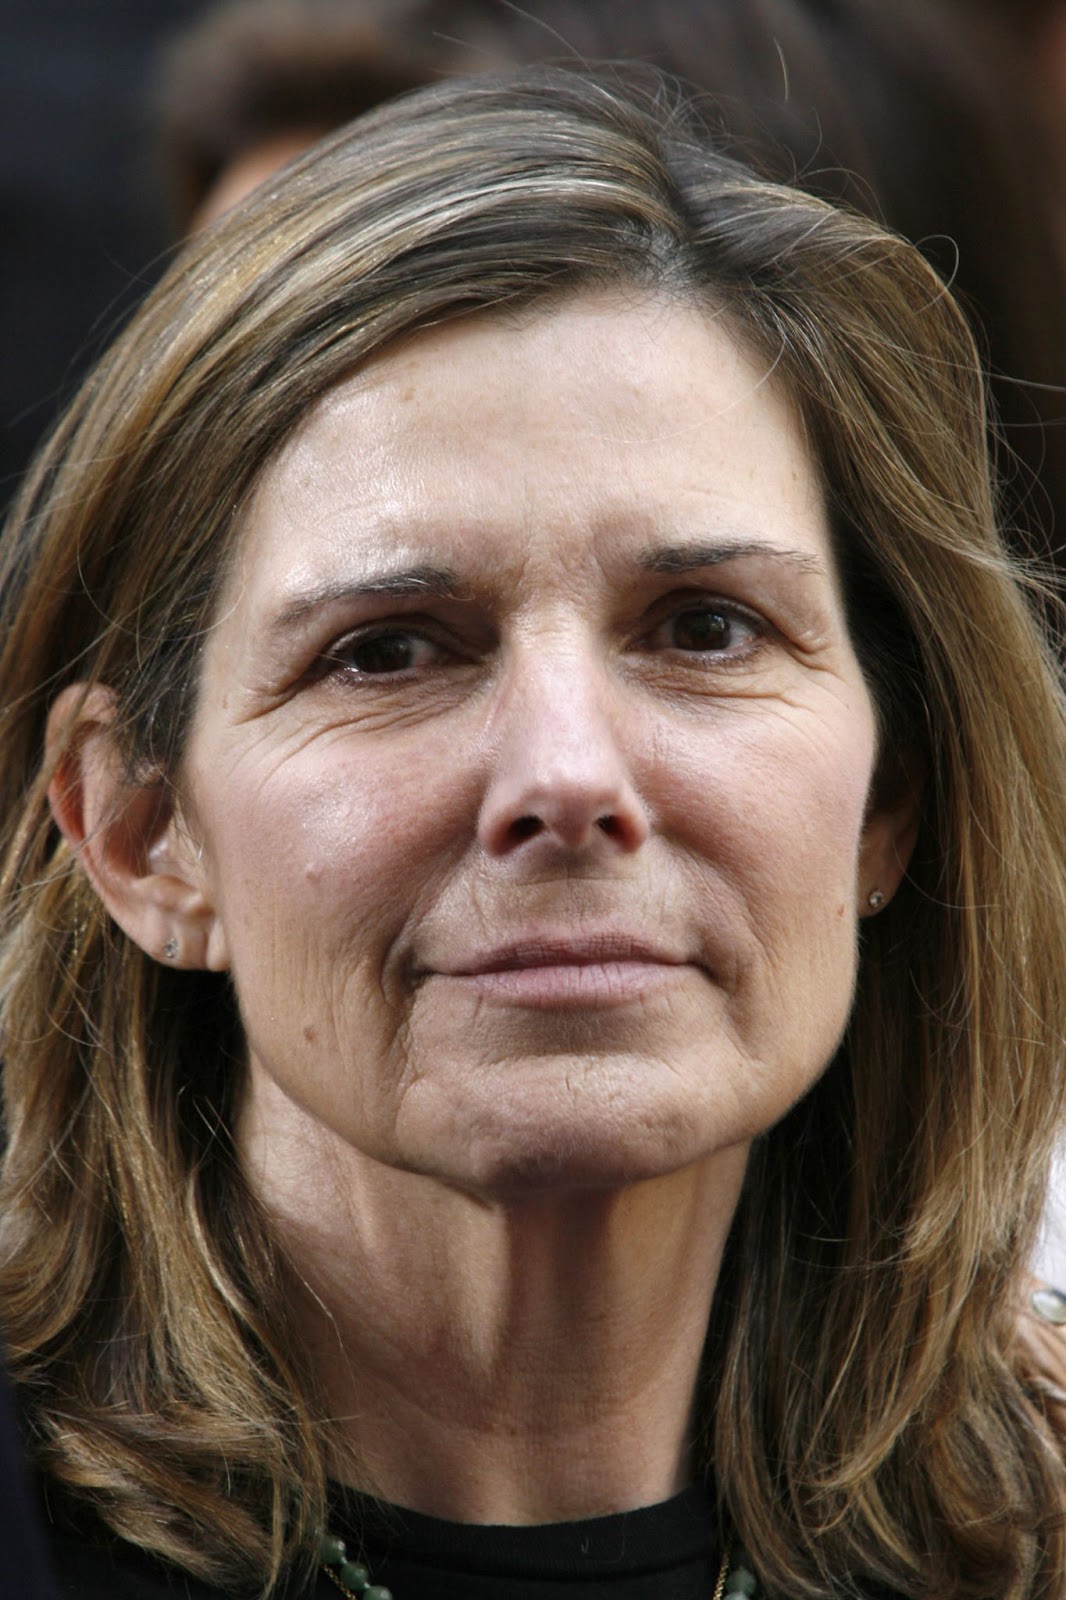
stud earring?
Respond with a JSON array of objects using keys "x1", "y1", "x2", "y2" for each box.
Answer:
[
  {"x1": 867, "y1": 889, "x2": 885, "y2": 911},
  {"x1": 162, "y1": 936, "x2": 179, "y2": 961}
]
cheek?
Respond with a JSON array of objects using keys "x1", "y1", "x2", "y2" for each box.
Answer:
[
  {"x1": 666, "y1": 702, "x2": 876, "y2": 1054},
  {"x1": 747, "y1": 719, "x2": 875, "y2": 945},
  {"x1": 198, "y1": 735, "x2": 475, "y2": 996},
  {"x1": 665, "y1": 697, "x2": 876, "y2": 888},
  {"x1": 192, "y1": 736, "x2": 481, "y2": 1150}
]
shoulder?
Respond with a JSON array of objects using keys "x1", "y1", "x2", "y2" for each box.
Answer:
[
  {"x1": 46, "y1": 1514, "x2": 327, "y2": 1600},
  {"x1": 47, "y1": 1518, "x2": 231, "y2": 1600}
]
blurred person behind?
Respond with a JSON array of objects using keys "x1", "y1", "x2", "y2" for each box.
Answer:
[{"x1": 964, "y1": 0, "x2": 1066, "y2": 172}]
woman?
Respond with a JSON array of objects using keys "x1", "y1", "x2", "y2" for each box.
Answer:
[{"x1": 0, "y1": 66, "x2": 1064, "y2": 1600}]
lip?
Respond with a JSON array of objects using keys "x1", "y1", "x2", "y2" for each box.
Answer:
[
  {"x1": 445, "y1": 933, "x2": 687, "y2": 975},
  {"x1": 429, "y1": 933, "x2": 698, "y2": 1009}
]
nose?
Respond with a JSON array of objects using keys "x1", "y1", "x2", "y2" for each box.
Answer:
[{"x1": 477, "y1": 645, "x2": 651, "y2": 860}]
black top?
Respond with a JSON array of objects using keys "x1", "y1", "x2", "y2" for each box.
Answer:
[
  {"x1": 46, "y1": 1484, "x2": 721, "y2": 1599},
  {"x1": 0, "y1": 1361, "x2": 56, "y2": 1600}
]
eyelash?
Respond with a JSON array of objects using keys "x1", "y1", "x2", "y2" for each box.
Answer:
[
  {"x1": 322, "y1": 625, "x2": 455, "y2": 678},
  {"x1": 318, "y1": 599, "x2": 766, "y2": 682},
  {"x1": 642, "y1": 600, "x2": 764, "y2": 659}
]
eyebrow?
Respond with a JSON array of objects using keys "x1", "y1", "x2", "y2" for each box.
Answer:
[
  {"x1": 271, "y1": 565, "x2": 465, "y2": 632},
  {"x1": 638, "y1": 539, "x2": 826, "y2": 576},
  {"x1": 269, "y1": 539, "x2": 825, "y2": 636}
]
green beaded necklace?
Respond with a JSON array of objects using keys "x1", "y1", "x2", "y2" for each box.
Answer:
[
  {"x1": 319, "y1": 1530, "x2": 393, "y2": 1599},
  {"x1": 317, "y1": 1529, "x2": 758, "y2": 1598}
]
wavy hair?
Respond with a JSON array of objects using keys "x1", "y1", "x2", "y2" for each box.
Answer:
[{"x1": 1, "y1": 67, "x2": 1064, "y2": 1599}]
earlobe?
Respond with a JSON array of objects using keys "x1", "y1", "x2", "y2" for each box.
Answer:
[
  {"x1": 46, "y1": 683, "x2": 229, "y2": 971},
  {"x1": 858, "y1": 748, "x2": 923, "y2": 917}
]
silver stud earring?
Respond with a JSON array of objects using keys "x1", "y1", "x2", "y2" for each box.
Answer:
[
  {"x1": 867, "y1": 889, "x2": 885, "y2": 911},
  {"x1": 162, "y1": 936, "x2": 179, "y2": 961},
  {"x1": 1031, "y1": 1285, "x2": 1066, "y2": 1326}
]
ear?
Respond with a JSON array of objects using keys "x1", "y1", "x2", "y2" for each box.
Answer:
[
  {"x1": 46, "y1": 684, "x2": 229, "y2": 971},
  {"x1": 857, "y1": 747, "x2": 923, "y2": 918}
]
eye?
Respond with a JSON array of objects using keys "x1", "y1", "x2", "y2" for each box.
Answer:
[
  {"x1": 325, "y1": 625, "x2": 451, "y2": 677},
  {"x1": 647, "y1": 601, "x2": 762, "y2": 656}
]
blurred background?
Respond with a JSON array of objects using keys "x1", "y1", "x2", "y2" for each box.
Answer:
[{"x1": 1, "y1": 0, "x2": 205, "y2": 505}]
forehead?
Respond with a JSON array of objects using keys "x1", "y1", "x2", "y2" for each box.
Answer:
[{"x1": 226, "y1": 290, "x2": 831, "y2": 605}]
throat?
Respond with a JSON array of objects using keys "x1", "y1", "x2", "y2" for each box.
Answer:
[{"x1": 262, "y1": 1152, "x2": 746, "y2": 1525}]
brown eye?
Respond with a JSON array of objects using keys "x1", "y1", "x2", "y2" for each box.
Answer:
[
  {"x1": 329, "y1": 628, "x2": 448, "y2": 677},
  {"x1": 671, "y1": 607, "x2": 732, "y2": 651},
  {"x1": 349, "y1": 634, "x2": 419, "y2": 674},
  {"x1": 644, "y1": 600, "x2": 762, "y2": 660}
]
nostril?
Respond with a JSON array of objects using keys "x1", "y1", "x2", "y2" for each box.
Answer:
[
  {"x1": 597, "y1": 815, "x2": 623, "y2": 839},
  {"x1": 511, "y1": 815, "x2": 542, "y2": 843}
]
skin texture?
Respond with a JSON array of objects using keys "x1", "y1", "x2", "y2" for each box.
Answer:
[{"x1": 52, "y1": 291, "x2": 917, "y2": 1520}]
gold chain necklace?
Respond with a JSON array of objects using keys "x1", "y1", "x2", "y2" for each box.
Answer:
[{"x1": 320, "y1": 1534, "x2": 756, "y2": 1597}]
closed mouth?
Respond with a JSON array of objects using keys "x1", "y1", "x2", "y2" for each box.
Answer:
[{"x1": 438, "y1": 932, "x2": 691, "y2": 977}]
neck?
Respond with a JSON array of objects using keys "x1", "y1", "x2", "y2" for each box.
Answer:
[{"x1": 241, "y1": 1094, "x2": 747, "y2": 1525}]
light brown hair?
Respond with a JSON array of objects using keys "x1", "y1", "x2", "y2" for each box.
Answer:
[{"x1": 2, "y1": 67, "x2": 1065, "y2": 1598}]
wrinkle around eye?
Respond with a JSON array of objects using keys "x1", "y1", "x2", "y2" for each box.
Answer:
[
  {"x1": 294, "y1": 649, "x2": 491, "y2": 735},
  {"x1": 274, "y1": 688, "x2": 486, "y2": 741}
]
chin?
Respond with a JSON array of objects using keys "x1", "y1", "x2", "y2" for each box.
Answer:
[
  {"x1": 396, "y1": 1059, "x2": 751, "y2": 1202},
  {"x1": 454, "y1": 1138, "x2": 670, "y2": 1200}
]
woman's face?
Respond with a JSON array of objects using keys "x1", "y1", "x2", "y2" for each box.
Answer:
[{"x1": 175, "y1": 291, "x2": 905, "y2": 1198}]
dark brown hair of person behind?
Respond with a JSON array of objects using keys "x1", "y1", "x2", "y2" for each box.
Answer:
[
  {"x1": 157, "y1": 0, "x2": 1066, "y2": 565},
  {"x1": 4, "y1": 64, "x2": 1066, "y2": 1600},
  {"x1": 156, "y1": 0, "x2": 441, "y2": 224}
]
